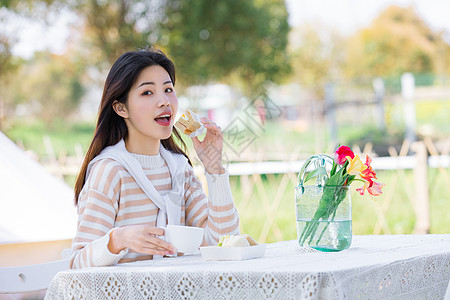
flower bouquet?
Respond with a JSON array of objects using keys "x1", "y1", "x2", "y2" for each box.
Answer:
[{"x1": 295, "y1": 146, "x2": 385, "y2": 251}]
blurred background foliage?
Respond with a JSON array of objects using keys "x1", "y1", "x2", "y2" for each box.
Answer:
[
  {"x1": 1, "y1": 0, "x2": 450, "y2": 162},
  {"x1": 344, "y1": 6, "x2": 448, "y2": 78},
  {"x1": 0, "y1": 0, "x2": 292, "y2": 122},
  {"x1": 163, "y1": 0, "x2": 291, "y2": 94},
  {"x1": 1, "y1": 0, "x2": 450, "y2": 127}
]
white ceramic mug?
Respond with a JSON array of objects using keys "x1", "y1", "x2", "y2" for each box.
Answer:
[{"x1": 165, "y1": 225, "x2": 204, "y2": 254}]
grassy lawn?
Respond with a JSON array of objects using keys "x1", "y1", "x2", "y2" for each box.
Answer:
[
  {"x1": 3, "y1": 119, "x2": 95, "y2": 158},
  {"x1": 415, "y1": 100, "x2": 450, "y2": 137}
]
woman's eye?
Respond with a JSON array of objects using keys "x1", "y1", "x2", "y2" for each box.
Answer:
[
  {"x1": 141, "y1": 90, "x2": 152, "y2": 96},
  {"x1": 165, "y1": 88, "x2": 173, "y2": 93}
]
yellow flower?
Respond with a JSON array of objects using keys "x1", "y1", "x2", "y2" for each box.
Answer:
[{"x1": 346, "y1": 155, "x2": 367, "y2": 175}]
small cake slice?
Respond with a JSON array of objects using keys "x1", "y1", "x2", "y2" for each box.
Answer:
[
  {"x1": 218, "y1": 234, "x2": 258, "y2": 247},
  {"x1": 174, "y1": 109, "x2": 202, "y2": 135}
]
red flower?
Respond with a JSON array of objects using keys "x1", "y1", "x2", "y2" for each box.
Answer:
[
  {"x1": 360, "y1": 155, "x2": 377, "y2": 182},
  {"x1": 356, "y1": 155, "x2": 385, "y2": 197},
  {"x1": 357, "y1": 180, "x2": 385, "y2": 196},
  {"x1": 334, "y1": 146, "x2": 355, "y2": 165}
]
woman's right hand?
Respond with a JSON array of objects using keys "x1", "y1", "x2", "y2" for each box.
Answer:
[{"x1": 108, "y1": 225, "x2": 176, "y2": 255}]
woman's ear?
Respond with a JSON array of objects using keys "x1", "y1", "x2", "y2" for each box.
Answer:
[{"x1": 112, "y1": 100, "x2": 129, "y2": 118}]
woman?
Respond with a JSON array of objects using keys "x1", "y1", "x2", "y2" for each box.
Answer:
[{"x1": 70, "y1": 49, "x2": 239, "y2": 268}]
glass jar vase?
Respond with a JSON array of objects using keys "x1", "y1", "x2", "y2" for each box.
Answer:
[
  {"x1": 295, "y1": 184, "x2": 352, "y2": 251},
  {"x1": 295, "y1": 154, "x2": 352, "y2": 252}
]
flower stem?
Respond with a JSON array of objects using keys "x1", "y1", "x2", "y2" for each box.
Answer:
[
  {"x1": 316, "y1": 210, "x2": 337, "y2": 244},
  {"x1": 299, "y1": 186, "x2": 349, "y2": 247}
]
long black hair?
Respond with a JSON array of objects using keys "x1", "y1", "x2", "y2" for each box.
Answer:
[{"x1": 74, "y1": 49, "x2": 190, "y2": 205}]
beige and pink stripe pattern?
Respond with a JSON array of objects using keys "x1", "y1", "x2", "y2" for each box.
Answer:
[{"x1": 71, "y1": 154, "x2": 239, "y2": 269}]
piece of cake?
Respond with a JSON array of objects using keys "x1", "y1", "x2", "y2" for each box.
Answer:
[
  {"x1": 174, "y1": 109, "x2": 202, "y2": 135},
  {"x1": 218, "y1": 234, "x2": 258, "y2": 247}
]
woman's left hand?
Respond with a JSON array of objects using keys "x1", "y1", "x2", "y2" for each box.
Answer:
[{"x1": 191, "y1": 117, "x2": 225, "y2": 174}]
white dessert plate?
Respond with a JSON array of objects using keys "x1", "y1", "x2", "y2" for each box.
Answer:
[{"x1": 199, "y1": 244, "x2": 266, "y2": 261}]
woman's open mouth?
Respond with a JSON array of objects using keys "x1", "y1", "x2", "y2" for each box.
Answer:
[{"x1": 154, "y1": 114, "x2": 172, "y2": 126}]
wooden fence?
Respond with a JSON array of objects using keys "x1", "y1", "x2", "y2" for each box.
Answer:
[{"x1": 42, "y1": 137, "x2": 450, "y2": 243}]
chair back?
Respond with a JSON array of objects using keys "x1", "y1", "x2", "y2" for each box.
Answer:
[{"x1": 0, "y1": 259, "x2": 70, "y2": 293}]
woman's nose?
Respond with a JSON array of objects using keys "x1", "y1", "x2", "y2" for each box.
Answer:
[{"x1": 157, "y1": 93, "x2": 170, "y2": 107}]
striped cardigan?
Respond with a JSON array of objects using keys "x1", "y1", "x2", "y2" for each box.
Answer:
[{"x1": 70, "y1": 150, "x2": 239, "y2": 268}]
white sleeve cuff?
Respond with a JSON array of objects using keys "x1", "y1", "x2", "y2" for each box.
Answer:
[
  {"x1": 205, "y1": 170, "x2": 234, "y2": 206},
  {"x1": 91, "y1": 229, "x2": 129, "y2": 267}
]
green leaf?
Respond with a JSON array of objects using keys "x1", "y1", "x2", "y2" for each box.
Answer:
[
  {"x1": 347, "y1": 175, "x2": 356, "y2": 184},
  {"x1": 326, "y1": 173, "x2": 342, "y2": 186},
  {"x1": 304, "y1": 166, "x2": 327, "y2": 183},
  {"x1": 330, "y1": 161, "x2": 337, "y2": 176}
]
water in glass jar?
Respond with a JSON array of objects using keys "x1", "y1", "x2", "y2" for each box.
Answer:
[{"x1": 297, "y1": 219, "x2": 352, "y2": 252}]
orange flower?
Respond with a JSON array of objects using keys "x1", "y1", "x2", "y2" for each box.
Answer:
[
  {"x1": 360, "y1": 155, "x2": 377, "y2": 182},
  {"x1": 357, "y1": 180, "x2": 385, "y2": 197},
  {"x1": 355, "y1": 155, "x2": 385, "y2": 197}
]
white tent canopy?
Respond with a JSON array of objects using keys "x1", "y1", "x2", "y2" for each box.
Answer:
[{"x1": 0, "y1": 131, "x2": 77, "y2": 244}]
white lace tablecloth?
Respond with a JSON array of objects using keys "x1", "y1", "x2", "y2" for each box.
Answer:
[{"x1": 45, "y1": 234, "x2": 450, "y2": 300}]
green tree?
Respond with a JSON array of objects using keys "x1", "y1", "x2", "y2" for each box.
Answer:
[
  {"x1": 0, "y1": 36, "x2": 18, "y2": 83},
  {"x1": 343, "y1": 5, "x2": 445, "y2": 78},
  {"x1": 162, "y1": 0, "x2": 291, "y2": 95},
  {"x1": 41, "y1": 0, "x2": 290, "y2": 95},
  {"x1": 4, "y1": 51, "x2": 86, "y2": 124},
  {"x1": 0, "y1": 5, "x2": 19, "y2": 83},
  {"x1": 0, "y1": 0, "x2": 68, "y2": 126},
  {"x1": 67, "y1": 0, "x2": 165, "y2": 67},
  {"x1": 289, "y1": 24, "x2": 345, "y2": 99},
  {"x1": 66, "y1": 0, "x2": 291, "y2": 95},
  {"x1": 2, "y1": 0, "x2": 291, "y2": 124},
  {"x1": 0, "y1": 35, "x2": 20, "y2": 129}
]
